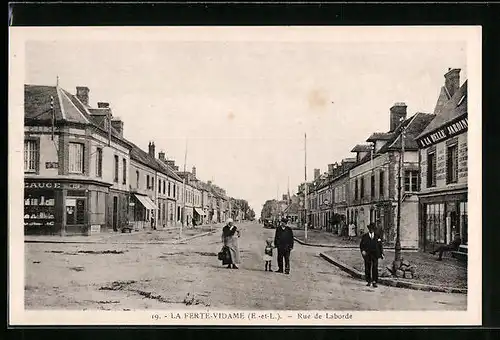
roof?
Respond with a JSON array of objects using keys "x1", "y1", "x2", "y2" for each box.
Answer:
[
  {"x1": 350, "y1": 144, "x2": 373, "y2": 153},
  {"x1": 366, "y1": 132, "x2": 393, "y2": 142},
  {"x1": 417, "y1": 80, "x2": 468, "y2": 139},
  {"x1": 386, "y1": 112, "x2": 436, "y2": 150},
  {"x1": 155, "y1": 158, "x2": 183, "y2": 182},
  {"x1": 25, "y1": 84, "x2": 131, "y2": 146}
]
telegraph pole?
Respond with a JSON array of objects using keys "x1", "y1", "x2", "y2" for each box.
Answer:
[{"x1": 393, "y1": 126, "x2": 405, "y2": 267}]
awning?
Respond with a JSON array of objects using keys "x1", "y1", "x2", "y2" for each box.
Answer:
[
  {"x1": 194, "y1": 207, "x2": 206, "y2": 216},
  {"x1": 134, "y1": 194, "x2": 158, "y2": 210}
]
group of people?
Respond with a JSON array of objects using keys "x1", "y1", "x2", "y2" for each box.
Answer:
[{"x1": 220, "y1": 217, "x2": 295, "y2": 274}]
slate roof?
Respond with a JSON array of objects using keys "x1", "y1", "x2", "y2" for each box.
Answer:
[
  {"x1": 385, "y1": 112, "x2": 436, "y2": 151},
  {"x1": 417, "y1": 80, "x2": 468, "y2": 139},
  {"x1": 366, "y1": 132, "x2": 393, "y2": 142},
  {"x1": 350, "y1": 144, "x2": 373, "y2": 153},
  {"x1": 155, "y1": 159, "x2": 183, "y2": 182}
]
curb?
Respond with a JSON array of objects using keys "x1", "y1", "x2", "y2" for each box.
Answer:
[
  {"x1": 319, "y1": 253, "x2": 467, "y2": 295},
  {"x1": 171, "y1": 230, "x2": 217, "y2": 244},
  {"x1": 294, "y1": 237, "x2": 358, "y2": 249}
]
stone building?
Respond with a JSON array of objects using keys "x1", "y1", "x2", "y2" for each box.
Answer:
[
  {"x1": 416, "y1": 69, "x2": 468, "y2": 251},
  {"x1": 156, "y1": 150, "x2": 183, "y2": 228},
  {"x1": 24, "y1": 84, "x2": 133, "y2": 235},
  {"x1": 347, "y1": 103, "x2": 435, "y2": 249}
]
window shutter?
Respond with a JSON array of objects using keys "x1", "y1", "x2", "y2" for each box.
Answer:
[{"x1": 454, "y1": 145, "x2": 459, "y2": 182}]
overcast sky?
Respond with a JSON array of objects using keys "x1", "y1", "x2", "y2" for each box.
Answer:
[{"x1": 25, "y1": 30, "x2": 467, "y2": 216}]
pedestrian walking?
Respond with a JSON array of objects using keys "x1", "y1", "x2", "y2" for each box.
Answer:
[
  {"x1": 221, "y1": 218, "x2": 241, "y2": 269},
  {"x1": 274, "y1": 217, "x2": 294, "y2": 274},
  {"x1": 430, "y1": 233, "x2": 461, "y2": 261},
  {"x1": 263, "y1": 238, "x2": 275, "y2": 272},
  {"x1": 360, "y1": 223, "x2": 384, "y2": 288}
]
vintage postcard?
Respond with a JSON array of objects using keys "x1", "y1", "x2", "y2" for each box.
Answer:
[{"x1": 9, "y1": 26, "x2": 482, "y2": 326}]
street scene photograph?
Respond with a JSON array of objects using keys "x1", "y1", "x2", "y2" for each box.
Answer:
[{"x1": 9, "y1": 26, "x2": 481, "y2": 325}]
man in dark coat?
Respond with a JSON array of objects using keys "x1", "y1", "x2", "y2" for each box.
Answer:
[
  {"x1": 274, "y1": 217, "x2": 294, "y2": 274},
  {"x1": 359, "y1": 223, "x2": 384, "y2": 287}
]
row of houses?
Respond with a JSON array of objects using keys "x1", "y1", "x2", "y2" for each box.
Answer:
[
  {"x1": 23, "y1": 83, "x2": 245, "y2": 236},
  {"x1": 297, "y1": 68, "x2": 468, "y2": 252}
]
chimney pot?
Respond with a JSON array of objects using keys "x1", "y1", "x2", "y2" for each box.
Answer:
[
  {"x1": 192, "y1": 166, "x2": 197, "y2": 178},
  {"x1": 148, "y1": 141, "x2": 156, "y2": 158},
  {"x1": 158, "y1": 151, "x2": 165, "y2": 161}
]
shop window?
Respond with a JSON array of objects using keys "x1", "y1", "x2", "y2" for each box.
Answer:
[
  {"x1": 404, "y1": 170, "x2": 419, "y2": 192},
  {"x1": 122, "y1": 159, "x2": 127, "y2": 185},
  {"x1": 96, "y1": 148, "x2": 103, "y2": 177},
  {"x1": 24, "y1": 190, "x2": 56, "y2": 232},
  {"x1": 379, "y1": 171, "x2": 385, "y2": 198},
  {"x1": 66, "y1": 198, "x2": 86, "y2": 225},
  {"x1": 427, "y1": 152, "x2": 436, "y2": 187},
  {"x1": 447, "y1": 144, "x2": 458, "y2": 184},
  {"x1": 24, "y1": 139, "x2": 39, "y2": 173},
  {"x1": 69, "y1": 142, "x2": 85, "y2": 174},
  {"x1": 425, "y1": 203, "x2": 445, "y2": 244}
]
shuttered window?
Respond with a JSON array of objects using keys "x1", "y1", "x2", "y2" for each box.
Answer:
[
  {"x1": 69, "y1": 142, "x2": 84, "y2": 174},
  {"x1": 446, "y1": 144, "x2": 458, "y2": 184},
  {"x1": 24, "y1": 140, "x2": 39, "y2": 172}
]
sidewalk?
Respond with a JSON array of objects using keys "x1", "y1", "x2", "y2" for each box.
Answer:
[
  {"x1": 294, "y1": 228, "x2": 359, "y2": 248},
  {"x1": 320, "y1": 248, "x2": 467, "y2": 293},
  {"x1": 24, "y1": 223, "x2": 223, "y2": 244}
]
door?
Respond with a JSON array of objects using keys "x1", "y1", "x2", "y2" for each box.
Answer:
[{"x1": 112, "y1": 196, "x2": 118, "y2": 231}]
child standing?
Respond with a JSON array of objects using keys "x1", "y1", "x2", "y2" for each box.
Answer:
[{"x1": 264, "y1": 238, "x2": 274, "y2": 271}]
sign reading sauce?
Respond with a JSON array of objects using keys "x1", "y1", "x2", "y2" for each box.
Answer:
[
  {"x1": 25, "y1": 182, "x2": 85, "y2": 190},
  {"x1": 417, "y1": 117, "x2": 468, "y2": 148}
]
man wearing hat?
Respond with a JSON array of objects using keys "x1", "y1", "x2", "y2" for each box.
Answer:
[
  {"x1": 359, "y1": 223, "x2": 384, "y2": 287},
  {"x1": 274, "y1": 217, "x2": 294, "y2": 274}
]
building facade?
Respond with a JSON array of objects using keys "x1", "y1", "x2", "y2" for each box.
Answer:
[{"x1": 416, "y1": 70, "x2": 468, "y2": 251}]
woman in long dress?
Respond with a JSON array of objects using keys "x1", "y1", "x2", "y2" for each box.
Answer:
[{"x1": 221, "y1": 218, "x2": 241, "y2": 269}]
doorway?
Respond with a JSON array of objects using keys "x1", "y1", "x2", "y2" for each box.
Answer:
[{"x1": 113, "y1": 196, "x2": 118, "y2": 231}]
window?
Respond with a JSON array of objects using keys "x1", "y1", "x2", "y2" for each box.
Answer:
[
  {"x1": 146, "y1": 175, "x2": 150, "y2": 189},
  {"x1": 163, "y1": 181, "x2": 166, "y2": 195},
  {"x1": 151, "y1": 177, "x2": 154, "y2": 191},
  {"x1": 447, "y1": 144, "x2": 458, "y2": 184},
  {"x1": 460, "y1": 201, "x2": 468, "y2": 245},
  {"x1": 360, "y1": 177, "x2": 365, "y2": 199},
  {"x1": 354, "y1": 179, "x2": 358, "y2": 200},
  {"x1": 159, "y1": 179, "x2": 161, "y2": 193},
  {"x1": 174, "y1": 184, "x2": 176, "y2": 198},
  {"x1": 112, "y1": 155, "x2": 119, "y2": 182},
  {"x1": 136, "y1": 170, "x2": 140, "y2": 188},
  {"x1": 168, "y1": 182, "x2": 171, "y2": 196},
  {"x1": 69, "y1": 143, "x2": 85, "y2": 174},
  {"x1": 122, "y1": 158, "x2": 127, "y2": 184},
  {"x1": 379, "y1": 171, "x2": 385, "y2": 198},
  {"x1": 371, "y1": 174, "x2": 375, "y2": 198},
  {"x1": 427, "y1": 152, "x2": 436, "y2": 187},
  {"x1": 96, "y1": 148, "x2": 103, "y2": 177},
  {"x1": 404, "y1": 170, "x2": 419, "y2": 192},
  {"x1": 24, "y1": 140, "x2": 39, "y2": 172}
]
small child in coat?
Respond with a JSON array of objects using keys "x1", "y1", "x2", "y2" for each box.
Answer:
[{"x1": 264, "y1": 238, "x2": 274, "y2": 272}]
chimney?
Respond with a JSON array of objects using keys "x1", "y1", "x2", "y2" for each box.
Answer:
[
  {"x1": 166, "y1": 160, "x2": 175, "y2": 167},
  {"x1": 148, "y1": 142, "x2": 155, "y2": 158},
  {"x1": 97, "y1": 102, "x2": 110, "y2": 109},
  {"x1": 389, "y1": 102, "x2": 407, "y2": 132},
  {"x1": 158, "y1": 151, "x2": 165, "y2": 161},
  {"x1": 208, "y1": 180, "x2": 212, "y2": 186},
  {"x1": 314, "y1": 168, "x2": 321, "y2": 180},
  {"x1": 76, "y1": 86, "x2": 90, "y2": 106},
  {"x1": 444, "y1": 68, "x2": 461, "y2": 98},
  {"x1": 111, "y1": 119, "x2": 124, "y2": 137},
  {"x1": 192, "y1": 166, "x2": 197, "y2": 178},
  {"x1": 328, "y1": 164, "x2": 335, "y2": 175},
  {"x1": 173, "y1": 165, "x2": 179, "y2": 171}
]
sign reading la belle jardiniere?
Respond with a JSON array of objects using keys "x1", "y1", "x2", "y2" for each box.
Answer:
[{"x1": 417, "y1": 116, "x2": 468, "y2": 148}]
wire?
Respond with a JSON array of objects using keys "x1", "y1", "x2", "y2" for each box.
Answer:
[{"x1": 26, "y1": 108, "x2": 53, "y2": 121}]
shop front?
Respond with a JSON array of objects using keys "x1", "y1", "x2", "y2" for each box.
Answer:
[
  {"x1": 193, "y1": 207, "x2": 205, "y2": 226},
  {"x1": 130, "y1": 193, "x2": 158, "y2": 230},
  {"x1": 24, "y1": 179, "x2": 110, "y2": 236},
  {"x1": 419, "y1": 191, "x2": 468, "y2": 252}
]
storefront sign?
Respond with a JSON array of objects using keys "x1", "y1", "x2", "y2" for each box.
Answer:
[
  {"x1": 417, "y1": 117, "x2": 468, "y2": 148},
  {"x1": 45, "y1": 162, "x2": 59, "y2": 169},
  {"x1": 25, "y1": 182, "x2": 61, "y2": 189}
]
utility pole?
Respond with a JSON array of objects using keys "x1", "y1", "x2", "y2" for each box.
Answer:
[
  {"x1": 304, "y1": 133, "x2": 308, "y2": 241},
  {"x1": 393, "y1": 126, "x2": 405, "y2": 268}
]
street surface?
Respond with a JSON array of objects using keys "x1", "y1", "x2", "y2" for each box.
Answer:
[{"x1": 25, "y1": 221, "x2": 467, "y2": 311}]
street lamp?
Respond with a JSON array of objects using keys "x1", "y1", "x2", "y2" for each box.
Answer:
[{"x1": 392, "y1": 123, "x2": 406, "y2": 271}]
